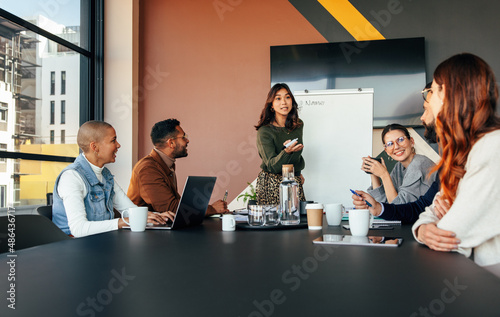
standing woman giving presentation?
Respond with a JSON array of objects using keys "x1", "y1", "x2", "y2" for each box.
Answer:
[{"x1": 255, "y1": 83, "x2": 306, "y2": 204}]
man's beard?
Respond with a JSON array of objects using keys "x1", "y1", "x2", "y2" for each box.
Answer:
[
  {"x1": 423, "y1": 120, "x2": 437, "y2": 143},
  {"x1": 173, "y1": 145, "x2": 188, "y2": 158}
]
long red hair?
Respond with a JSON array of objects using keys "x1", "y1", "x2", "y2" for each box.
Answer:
[{"x1": 433, "y1": 53, "x2": 500, "y2": 203}]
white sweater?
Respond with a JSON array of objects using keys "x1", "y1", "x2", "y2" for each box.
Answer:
[
  {"x1": 58, "y1": 155, "x2": 136, "y2": 237},
  {"x1": 412, "y1": 130, "x2": 500, "y2": 268}
]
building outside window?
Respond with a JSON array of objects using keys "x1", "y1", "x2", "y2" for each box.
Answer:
[
  {"x1": 61, "y1": 130, "x2": 65, "y2": 144},
  {"x1": 50, "y1": 130, "x2": 55, "y2": 144},
  {"x1": 50, "y1": 71, "x2": 55, "y2": 95},
  {"x1": 61, "y1": 71, "x2": 66, "y2": 95}
]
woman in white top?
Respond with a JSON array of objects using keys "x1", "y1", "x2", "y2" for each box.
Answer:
[
  {"x1": 412, "y1": 53, "x2": 500, "y2": 277},
  {"x1": 52, "y1": 121, "x2": 171, "y2": 237}
]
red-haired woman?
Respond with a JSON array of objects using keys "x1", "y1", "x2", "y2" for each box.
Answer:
[{"x1": 412, "y1": 53, "x2": 500, "y2": 277}]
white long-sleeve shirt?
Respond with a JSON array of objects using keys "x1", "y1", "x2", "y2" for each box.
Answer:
[
  {"x1": 412, "y1": 130, "x2": 500, "y2": 270},
  {"x1": 57, "y1": 155, "x2": 136, "y2": 237}
]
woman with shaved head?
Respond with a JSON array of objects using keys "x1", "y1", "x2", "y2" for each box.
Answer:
[{"x1": 52, "y1": 121, "x2": 169, "y2": 237}]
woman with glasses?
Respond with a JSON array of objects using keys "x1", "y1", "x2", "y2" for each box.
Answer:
[
  {"x1": 255, "y1": 83, "x2": 306, "y2": 204},
  {"x1": 412, "y1": 53, "x2": 500, "y2": 277},
  {"x1": 362, "y1": 123, "x2": 436, "y2": 204}
]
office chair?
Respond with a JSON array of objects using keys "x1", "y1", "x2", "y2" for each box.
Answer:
[
  {"x1": 0, "y1": 215, "x2": 72, "y2": 253},
  {"x1": 36, "y1": 205, "x2": 53, "y2": 221}
]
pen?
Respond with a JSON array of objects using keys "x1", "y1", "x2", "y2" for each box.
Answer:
[
  {"x1": 223, "y1": 190, "x2": 228, "y2": 202},
  {"x1": 349, "y1": 189, "x2": 373, "y2": 207}
]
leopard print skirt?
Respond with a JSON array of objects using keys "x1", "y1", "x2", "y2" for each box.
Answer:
[{"x1": 256, "y1": 170, "x2": 306, "y2": 205}]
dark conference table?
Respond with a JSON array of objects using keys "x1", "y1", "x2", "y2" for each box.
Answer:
[{"x1": 1, "y1": 217, "x2": 500, "y2": 317}]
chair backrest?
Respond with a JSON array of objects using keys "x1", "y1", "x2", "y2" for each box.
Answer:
[
  {"x1": 37, "y1": 205, "x2": 53, "y2": 221},
  {"x1": 46, "y1": 192, "x2": 53, "y2": 206},
  {"x1": 0, "y1": 215, "x2": 72, "y2": 253}
]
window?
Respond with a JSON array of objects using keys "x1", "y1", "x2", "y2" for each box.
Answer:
[
  {"x1": 0, "y1": 2, "x2": 103, "y2": 206},
  {"x1": 0, "y1": 102, "x2": 7, "y2": 122},
  {"x1": 0, "y1": 144, "x2": 6, "y2": 162},
  {"x1": 0, "y1": 185, "x2": 5, "y2": 208},
  {"x1": 50, "y1": 101, "x2": 55, "y2": 124},
  {"x1": 50, "y1": 71, "x2": 55, "y2": 95},
  {"x1": 0, "y1": 109, "x2": 6, "y2": 122},
  {"x1": 61, "y1": 100, "x2": 66, "y2": 124},
  {"x1": 61, "y1": 71, "x2": 66, "y2": 95}
]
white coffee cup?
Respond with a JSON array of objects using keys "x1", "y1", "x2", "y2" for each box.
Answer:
[
  {"x1": 325, "y1": 203, "x2": 344, "y2": 226},
  {"x1": 122, "y1": 207, "x2": 148, "y2": 232},
  {"x1": 222, "y1": 214, "x2": 236, "y2": 231},
  {"x1": 348, "y1": 209, "x2": 373, "y2": 236}
]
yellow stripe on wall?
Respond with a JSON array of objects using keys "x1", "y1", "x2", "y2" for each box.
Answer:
[{"x1": 318, "y1": 0, "x2": 385, "y2": 41}]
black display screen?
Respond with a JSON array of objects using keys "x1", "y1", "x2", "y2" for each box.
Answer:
[{"x1": 271, "y1": 37, "x2": 426, "y2": 127}]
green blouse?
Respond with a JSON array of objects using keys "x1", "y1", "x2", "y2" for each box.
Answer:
[{"x1": 256, "y1": 121, "x2": 305, "y2": 176}]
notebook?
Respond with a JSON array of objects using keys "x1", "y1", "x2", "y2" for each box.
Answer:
[{"x1": 146, "y1": 176, "x2": 216, "y2": 230}]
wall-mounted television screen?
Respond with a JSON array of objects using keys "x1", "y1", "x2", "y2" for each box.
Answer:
[{"x1": 271, "y1": 37, "x2": 426, "y2": 127}]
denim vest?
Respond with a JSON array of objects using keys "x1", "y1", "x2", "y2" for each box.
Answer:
[{"x1": 52, "y1": 154, "x2": 115, "y2": 235}]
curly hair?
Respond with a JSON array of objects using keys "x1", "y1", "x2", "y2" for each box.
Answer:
[
  {"x1": 432, "y1": 53, "x2": 500, "y2": 203},
  {"x1": 255, "y1": 83, "x2": 302, "y2": 131}
]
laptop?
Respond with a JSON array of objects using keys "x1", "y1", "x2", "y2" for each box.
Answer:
[{"x1": 147, "y1": 176, "x2": 216, "y2": 230}]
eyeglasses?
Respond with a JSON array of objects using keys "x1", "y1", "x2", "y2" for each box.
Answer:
[
  {"x1": 384, "y1": 136, "x2": 408, "y2": 149},
  {"x1": 421, "y1": 88, "x2": 433, "y2": 102},
  {"x1": 171, "y1": 134, "x2": 189, "y2": 141}
]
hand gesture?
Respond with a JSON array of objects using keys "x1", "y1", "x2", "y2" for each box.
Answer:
[
  {"x1": 361, "y1": 156, "x2": 388, "y2": 178},
  {"x1": 210, "y1": 200, "x2": 230, "y2": 215},
  {"x1": 351, "y1": 190, "x2": 382, "y2": 216},
  {"x1": 283, "y1": 139, "x2": 304, "y2": 153},
  {"x1": 416, "y1": 223, "x2": 460, "y2": 252},
  {"x1": 434, "y1": 195, "x2": 451, "y2": 219}
]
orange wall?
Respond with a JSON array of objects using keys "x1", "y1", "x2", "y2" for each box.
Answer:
[{"x1": 138, "y1": 0, "x2": 325, "y2": 202}]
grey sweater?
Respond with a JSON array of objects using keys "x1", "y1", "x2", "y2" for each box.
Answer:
[{"x1": 368, "y1": 154, "x2": 436, "y2": 204}]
